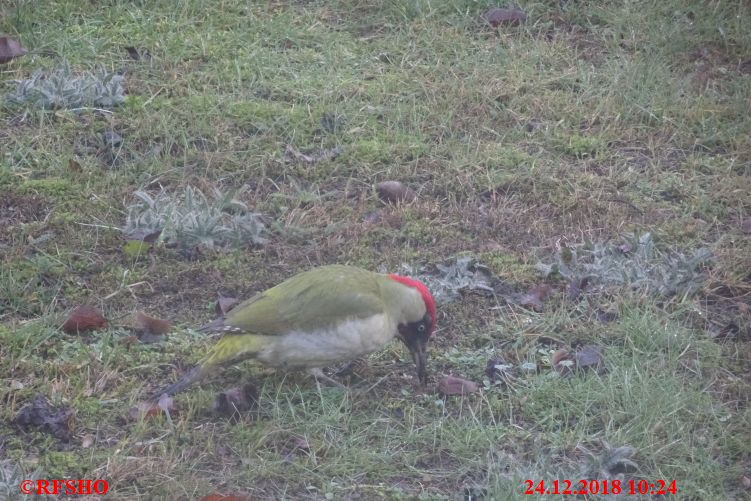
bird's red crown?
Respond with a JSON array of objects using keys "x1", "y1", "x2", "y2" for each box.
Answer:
[{"x1": 389, "y1": 274, "x2": 437, "y2": 336}]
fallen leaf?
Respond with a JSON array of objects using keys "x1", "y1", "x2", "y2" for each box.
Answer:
[
  {"x1": 575, "y1": 344, "x2": 605, "y2": 371},
  {"x1": 741, "y1": 475, "x2": 751, "y2": 490},
  {"x1": 437, "y1": 376, "x2": 479, "y2": 396},
  {"x1": 482, "y1": 8, "x2": 527, "y2": 27},
  {"x1": 519, "y1": 284, "x2": 553, "y2": 311},
  {"x1": 62, "y1": 305, "x2": 107, "y2": 334},
  {"x1": 216, "y1": 295, "x2": 239, "y2": 315},
  {"x1": 134, "y1": 311, "x2": 171, "y2": 343},
  {"x1": 10, "y1": 380, "x2": 24, "y2": 390},
  {"x1": 0, "y1": 36, "x2": 27, "y2": 64},
  {"x1": 741, "y1": 218, "x2": 751, "y2": 234},
  {"x1": 552, "y1": 348, "x2": 574, "y2": 376},
  {"x1": 14, "y1": 395, "x2": 74, "y2": 442},
  {"x1": 128, "y1": 393, "x2": 175, "y2": 421},
  {"x1": 376, "y1": 181, "x2": 417, "y2": 204},
  {"x1": 213, "y1": 384, "x2": 258, "y2": 419},
  {"x1": 551, "y1": 348, "x2": 571, "y2": 367}
]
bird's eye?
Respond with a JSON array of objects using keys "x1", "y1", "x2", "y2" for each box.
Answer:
[{"x1": 417, "y1": 324, "x2": 426, "y2": 333}]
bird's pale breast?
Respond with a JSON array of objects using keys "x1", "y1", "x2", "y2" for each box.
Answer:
[{"x1": 255, "y1": 313, "x2": 394, "y2": 369}]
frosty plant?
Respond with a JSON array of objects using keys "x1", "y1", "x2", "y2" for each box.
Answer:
[
  {"x1": 124, "y1": 186, "x2": 267, "y2": 250},
  {"x1": 536, "y1": 233, "x2": 712, "y2": 298},
  {"x1": 8, "y1": 60, "x2": 125, "y2": 110}
]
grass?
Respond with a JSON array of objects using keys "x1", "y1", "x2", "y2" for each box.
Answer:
[{"x1": 1, "y1": 0, "x2": 750, "y2": 499}]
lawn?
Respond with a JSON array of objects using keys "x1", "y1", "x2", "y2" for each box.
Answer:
[{"x1": 1, "y1": 0, "x2": 749, "y2": 499}]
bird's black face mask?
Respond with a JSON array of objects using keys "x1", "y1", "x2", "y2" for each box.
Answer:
[{"x1": 397, "y1": 313, "x2": 432, "y2": 384}]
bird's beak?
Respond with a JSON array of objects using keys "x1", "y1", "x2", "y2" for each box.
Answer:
[{"x1": 407, "y1": 337, "x2": 429, "y2": 385}]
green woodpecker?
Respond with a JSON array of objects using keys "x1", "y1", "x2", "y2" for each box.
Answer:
[{"x1": 158, "y1": 265, "x2": 437, "y2": 396}]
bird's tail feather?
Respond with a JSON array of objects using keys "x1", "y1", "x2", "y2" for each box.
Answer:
[{"x1": 155, "y1": 333, "x2": 268, "y2": 398}]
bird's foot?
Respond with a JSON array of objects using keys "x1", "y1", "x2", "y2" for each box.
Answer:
[{"x1": 307, "y1": 368, "x2": 346, "y2": 388}]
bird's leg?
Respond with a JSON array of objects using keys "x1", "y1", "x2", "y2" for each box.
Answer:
[{"x1": 306, "y1": 368, "x2": 345, "y2": 388}]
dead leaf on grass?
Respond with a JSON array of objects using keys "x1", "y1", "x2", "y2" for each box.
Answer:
[
  {"x1": 552, "y1": 348, "x2": 574, "y2": 376},
  {"x1": 14, "y1": 395, "x2": 74, "y2": 442},
  {"x1": 0, "y1": 36, "x2": 27, "y2": 64},
  {"x1": 62, "y1": 305, "x2": 107, "y2": 334},
  {"x1": 741, "y1": 218, "x2": 751, "y2": 234},
  {"x1": 133, "y1": 311, "x2": 171, "y2": 343},
  {"x1": 575, "y1": 345, "x2": 605, "y2": 370},
  {"x1": 213, "y1": 384, "x2": 259, "y2": 419},
  {"x1": 438, "y1": 376, "x2": 479, "y2": 395},
  {"x1": 519, "y1": 284, "x2": 553, "y2": 311},
  {"x1": 553, "y1": 345, "x2": 605, "y2": 375}
]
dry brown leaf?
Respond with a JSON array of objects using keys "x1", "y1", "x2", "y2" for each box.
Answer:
[
  {"x1": 62, "y1": 305, "x2": 107, "y2": 334},
  {"x1": 741, "y1": 218, "x2": 751, "y2": 234},
  {"x1": 438, "y1": 376, "x2": 479, "y2": 396},
  {"x1": 0, "y1": 36, "x2": 27, "y2": 64},
  {"x1": 551, "y1": 348, "x2": 571, "y2": 367},
  {"x1": 213, "y1": 384, "x2": 258, "y2": 419},
  {"x1": 552, "y1": 348, "x2": 574, "y2": 376},
  {"x1": 376, "y1": 181, "x2": 417, "y2": 204},
  {"x1": 134, "y1": 311, "x2": 171, "y2": 343},
  {"x1": 519, "y1": 284, "x2": 553, "y2": 311},
  {"x1": 575, "y1": 345, "x2": 605, "y2": 371}
]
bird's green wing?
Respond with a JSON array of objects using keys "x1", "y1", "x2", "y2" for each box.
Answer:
[{"x1": 223, "y1": 265, "x2": 386, "y2": 335}]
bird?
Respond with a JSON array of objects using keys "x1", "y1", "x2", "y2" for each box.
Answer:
[{"x1": 157, "y1": 264, "x2": 437, "y2": 396}]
